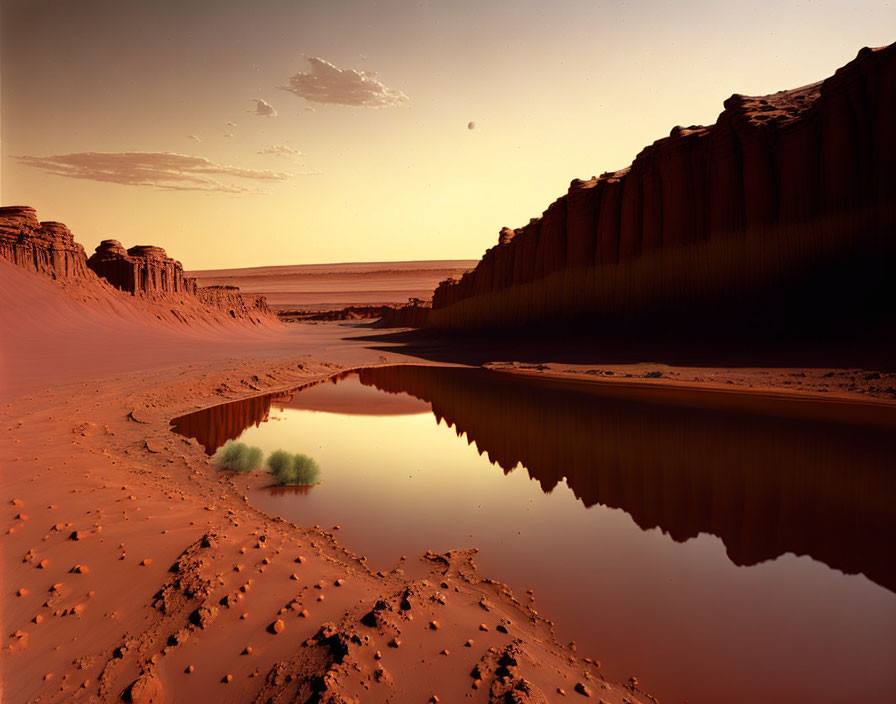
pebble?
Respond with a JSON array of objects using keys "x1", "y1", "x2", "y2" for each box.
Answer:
[
  {"x1": 270, "y1": 619, "x2": 285, "y2": 634},
  {"x1": 429, "y1": 620, "x2": 440, "y2": 630},
  {"x1": 387, "y1": 637, "x2": 400, "y2": 648},
  {"x1": 478, "y1": 623, "x2": 489, "y2": 631},
  {"x1": 185, "y1": 665, "x2": 194, "y2": 674},
  {"x1": 464, "y1": 639, "x2": 474, "y2": 647},
  {"x1": 574, "y1": 682, "x2": 591, "y2": 697},
  {"x1": 140, "y1": 559, "x2": 152, "y2": 567}
]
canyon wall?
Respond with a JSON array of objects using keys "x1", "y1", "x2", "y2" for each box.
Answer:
[
  {"x1": 427, "y1": 44, "x2": 896, "y2": 333},
  {"x1": 0, "y1": 207, "x2": 277, "y2": 327}
]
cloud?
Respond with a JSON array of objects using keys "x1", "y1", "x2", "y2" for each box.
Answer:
[
  {"x1": 280, "y1": 56, "x2": 408, "y2": 108},
  {"x1": 17, "y1": 151, "x2": 290, "y2": 194},
  {"x1": 187, "y1": 135, "x2": 201, "y2": 141},
  {"x1": 227, "y1": 121, "x2": 237, "y2": 127},
  {"x1": 223, "y1": 133, "x2": 234, "y2": 138},
  {"x1": 252, "y1": 99, "x2": 277, "y2": 117},
  {"x1": 258, "y1": 145, "x2": 301, "y2": 158}
]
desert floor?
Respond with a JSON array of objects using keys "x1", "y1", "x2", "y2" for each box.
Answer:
[{"x1": 3, "y1": 259, "x2": 893, "y2": 703}]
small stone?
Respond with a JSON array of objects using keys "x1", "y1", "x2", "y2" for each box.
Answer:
[
  {"x1": 37, "y1": 559, "x2": 48, "y2": 569},
  {"x1": 269, "y1": 619, "x2": 285, "y2": 634},
  {"x1": 186, "y1": 665, "x2": 194, "y2": 674},
  {"x1": 574, "y1": 682, "x2": 591, "y2": 697},
  {"x1": 16, "y1": 588, "x2": 28, "y2": 597},
  {"x1": 374, "y1": 650, "x2": 382, "y2": 660},
  {"x1": 243, "y1": 646, "x2": 253, "y2": 655},
  {"x1": 478, "y1": 623, "x2": 489, "y2": 631},
  {"x1": 464, "y1": 639, "x2": 473, "y2": 647},
  {"x1": 295, "y1": 556, "x2": 306, "y2": 564},
  {"x1": 472, "y1": 679, "x2": 482, "y2": 690},
  {"x1": 440, "y1": 649, "x2": 450, "y2": 656},
  {"x1": 71, "y1": 565, "x2": 89, "y2": 574},
  {"x1": 387, "y1": 637, "x2": 400, "y2": 648},
  {"x1": 290, "y1": 573, "x2": 298, "y2": 581},
  {"x1": 223, "y1": 674, "x2": 233, "y2": 683},
  {"x1": 429, "y1": 620, "x2": 440, "y2": 630},
  {"x1": 140, "y1": 559, "x2": 152, "y2": 567},
  {"x1": 335, "y1": 578, "x2": 344, "y2": 587},
  {"x1": 557, "y1": 688, "x2": 566, "y2": 696},
  {"x1": 429, "y1": 696, "x2": 440, "y2": 703}
]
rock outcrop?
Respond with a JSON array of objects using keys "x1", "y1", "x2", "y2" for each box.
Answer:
[
  {"x1": 88, "y1": 240, "x2": 197, "y2": 296},
  {"x1": 196, "y1": 285, "x2": 274, "y2": 323},
  {"x1": 0, "y1": 206, "x2": 91, "y2": 279},
  {"x1": 427, "y1": 43, "x2": 896, "y2": 333},
  {"x1": 0, "y1": 207, "x2": 278, "y2": 327}
]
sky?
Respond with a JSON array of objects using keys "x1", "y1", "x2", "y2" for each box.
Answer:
[{"x1": 2, "y1": 0, "x2": 894, "y2": 269}]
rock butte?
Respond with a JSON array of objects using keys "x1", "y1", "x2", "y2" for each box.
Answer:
[{"x1": 0, "y1": 207, "x2": 276, "y2": 327}]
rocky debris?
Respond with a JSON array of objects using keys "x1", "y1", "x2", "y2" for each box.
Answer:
[
  {"x1": 196, "y1": 285, "x2": 274, "y2": 323},
  {"x1": 425, "y1": 43, "x2": 896, "y2": 334},
  {"x1": 124, "y1": 670, "x2": 164, "y2": 704}
]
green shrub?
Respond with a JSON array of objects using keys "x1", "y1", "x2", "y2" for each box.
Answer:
[
  {"x1": 268, "y1": 451, "x2": 321, "y2": 486},
  {"x1": 266, "y1": 449, "x2": 293, "y2": 476},
  {"x1": 214, "y1": 441, "x2": 263, "y2": 472}
]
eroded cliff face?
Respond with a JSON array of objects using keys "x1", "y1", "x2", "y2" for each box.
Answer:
[
  {"x1": 88, "y1": 240, "x2": 198, "y2": 297},
  {"x1": 0, "y1": 206, "x2": 91, "y2": 279},
  {"x1": 428, "y1": 44, "x2": 896, "y2": 333},
  {"x1": 196, "y1": 285, "x2": 276, "y2": 325},
  {"x1": 0, "y1": 208, "x2": 278, "y2": 327}
]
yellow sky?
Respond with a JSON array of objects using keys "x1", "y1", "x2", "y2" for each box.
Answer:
[{"x1": 2, "y1": 0, "x2": 894, "y2": 269}]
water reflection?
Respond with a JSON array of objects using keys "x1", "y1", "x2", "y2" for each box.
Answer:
[{"x1": 173, "y1": 365, "x2": 896, "y2": 594}]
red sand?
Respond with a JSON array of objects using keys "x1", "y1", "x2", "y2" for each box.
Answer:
[{"x1": 0, "y1": 260, "x2": 654, "y2": 704}]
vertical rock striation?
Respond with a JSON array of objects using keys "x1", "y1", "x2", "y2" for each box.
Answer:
[
  {"x1": 0, "y1": 206, "x2": 91, "y2": 279},
  {"x1": 427, "y1": 44, "x2": 896, "y2": 333},
  {"x1": 88, "y1": 241, "x2": 198, "y2": 296}
]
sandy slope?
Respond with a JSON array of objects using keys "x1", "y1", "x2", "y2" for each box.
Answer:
[
  {"x1": 189, "y1": 260, "x2": 476, "y2": 311},
  {"x1": 0, "y1": 262, "x2": 654, "y2": 704}
]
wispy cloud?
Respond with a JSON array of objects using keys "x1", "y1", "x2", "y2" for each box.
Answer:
[
  {"x1": 187, "y1": 135, "x2": 201, "y2": 141},
  {"x1": 252, "y1": 98, "x2": 277, "y2": 117},
  {"x1": 258, "y1": 145, "x2": 301, "y2": 159},
  {"x1": 280, "y1": 57, "x2": 408, "y2": 108},
  {"x1": 17, "y1": 151, "x2": 290, "y2": 194},
  {"x1": 227, "y1": 121, "x2": 237, "y2": 127}
]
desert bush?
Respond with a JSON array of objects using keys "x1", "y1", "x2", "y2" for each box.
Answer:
[
  {"x1": 266, "y1": 449, "x2": 293, "y2": 476},
  {"x1": 268, "y1": 451, "x2": 321, "y2": 486},
  {"x1": 214, "y1": 441, "x2": 263, "y2": 472}
]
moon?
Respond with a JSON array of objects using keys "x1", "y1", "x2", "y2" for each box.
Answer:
[{"x1": 467, "y1": 121, "x2": 475, "y2": 130}]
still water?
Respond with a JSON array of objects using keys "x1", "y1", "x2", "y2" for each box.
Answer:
[{"x1": 172, "y1": 365, "x2": 896, "y2": 704}]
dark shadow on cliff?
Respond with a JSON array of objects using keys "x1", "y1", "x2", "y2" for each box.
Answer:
[{"x1": 352, "y1": 324, "x2": 896, "y2": 371}]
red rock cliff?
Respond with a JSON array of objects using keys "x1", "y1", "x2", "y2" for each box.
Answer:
[
  {"x1": 0, "y1": 207, "x2": 278, "y2": 327},
  {"x1": 428, "y1": 44, "x2": 896, "y2": 333},
  {"x1": 0, "y1": 206, "x2": 91, "y2": 279},
  {"x1": 87, "y1": 240, "x2": 198, "y2": 296}
]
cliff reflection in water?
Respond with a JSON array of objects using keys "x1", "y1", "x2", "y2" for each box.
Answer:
[
  {"x1": 355, "y1": 365, "x2": 896, "y2": 594},
  {"x1": 172, "y1": 365, "x2": 896, "y2": 593}
]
